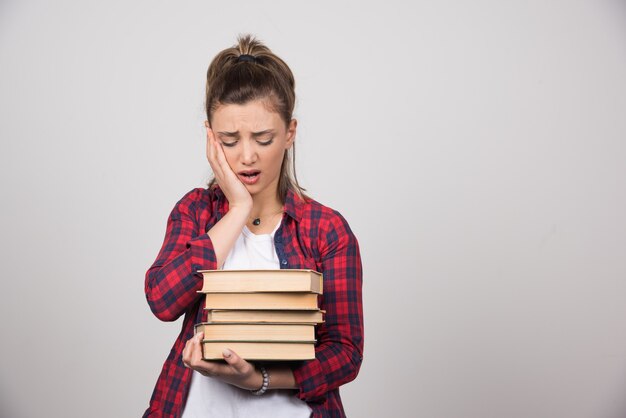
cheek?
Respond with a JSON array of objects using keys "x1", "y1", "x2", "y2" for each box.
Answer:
[
  {"x1": 221, "y1": 148, "x2": 237, "y2": 165},
  {"x1": 267, "y1": 149, "x2": 286, "y2": 170}
]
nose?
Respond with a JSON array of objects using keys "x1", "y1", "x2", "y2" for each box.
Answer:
[{"x1": 240, "y1": 139, "x2": 258, "y2": 165}]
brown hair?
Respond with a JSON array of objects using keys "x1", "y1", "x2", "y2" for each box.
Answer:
[{"x1": 204, "y1": 33, "x2": 309, "y2": 203}]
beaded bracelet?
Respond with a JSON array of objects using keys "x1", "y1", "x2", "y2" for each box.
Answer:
[{"x1": 250, "y1": 365, "x2": 270, "y2": 395}]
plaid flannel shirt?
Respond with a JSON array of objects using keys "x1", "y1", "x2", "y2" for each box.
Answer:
[{"x1": 143, "y1": 185, "x2": 364, "y2": 418}]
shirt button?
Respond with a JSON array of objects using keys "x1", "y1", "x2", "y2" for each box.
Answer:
[{"x1": 281, "y1": 259, "x2": 288, "y2": 265}]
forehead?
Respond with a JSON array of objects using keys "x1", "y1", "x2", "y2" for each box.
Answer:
[{"x1": 212, "y1": 100, "x2": 283, "y2": 131}]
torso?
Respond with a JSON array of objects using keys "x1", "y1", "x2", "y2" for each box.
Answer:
[{"x1": 180, "y1": 217, "x2": 312, "y2": 418}]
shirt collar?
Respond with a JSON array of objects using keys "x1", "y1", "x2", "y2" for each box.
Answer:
[{"x1": 212, "y1": 185, "x2": 304, "y2": 222}]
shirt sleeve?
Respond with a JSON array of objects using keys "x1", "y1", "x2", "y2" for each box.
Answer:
[
  {"x1": 144, "y1": 188, "x2": 218, "y2": 322},
  {"x1": 292, "y1": 210, "x2": 364, "y2": 402}
]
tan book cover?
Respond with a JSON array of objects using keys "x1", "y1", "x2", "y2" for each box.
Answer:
[
  {"x1": 200, "y1": 341, "x2": 316, "y2": 361},
  {"x1": 194, "y1": 323, "x2": 315, "y2": 341},
  {"x1": 204, "y1": 309, "x2": 325, "y2": 324},
  {"x1": 197, "y1": 269, "x2": 323, "y2": 294},
  {"x1": 203, "y1": 292, "x2": 319, "y2": 311}
]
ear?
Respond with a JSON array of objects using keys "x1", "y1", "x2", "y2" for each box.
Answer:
[
  {"x1": 285, "y1": 118, "x2": 297, "y2": 150},
  {"x1": 204, "y1": 123, "x2": 214, "y2": 161},
  {"x1": 204, "y1": 120, "x2": 215, "y2": 140}
]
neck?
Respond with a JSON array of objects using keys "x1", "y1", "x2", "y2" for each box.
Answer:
[{"x1": 250, "y1": 185, "x2": 283, "y2": 218}]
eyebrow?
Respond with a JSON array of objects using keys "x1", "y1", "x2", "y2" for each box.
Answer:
[{"x1": 217, "y1": 129, "x2": 275, "y2": 138}]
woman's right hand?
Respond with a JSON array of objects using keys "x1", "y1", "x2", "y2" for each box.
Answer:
[{"x1": 205, "y1": 122, "x2": 253, "y2": 211}]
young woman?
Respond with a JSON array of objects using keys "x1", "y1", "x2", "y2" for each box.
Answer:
[{"x1": 143, "y1": 34, "x2": 364, "y2": 418}]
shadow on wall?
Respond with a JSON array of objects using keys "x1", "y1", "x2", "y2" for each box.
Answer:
[
  {"x1": 615, "y1": 0, "x2": 626, "y2": 25},
  {"x1": 606, "y1": 374, "x2": 626, "y2": 418},
  {"x1": 610, "y1": 402, "x2": 626, "y2": 418},
  {"x1": 0, "y1": 391, "x2": 22, "y2": 418}
]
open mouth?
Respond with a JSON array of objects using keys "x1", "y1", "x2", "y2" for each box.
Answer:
[
  {"x1": 238, "y1": 170, "x2": 261, "y2": 184},
  {"x1": 240, "y1": 170, "x2": 260, "y2": 178}
]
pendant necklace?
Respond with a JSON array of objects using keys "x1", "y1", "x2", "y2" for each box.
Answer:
[{"x1": 251, "y1": 209, "x2": 284, "y2": 226}]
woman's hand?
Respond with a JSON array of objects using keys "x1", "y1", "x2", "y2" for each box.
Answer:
[
  {"x1": 205, "y1": 122, "x2": 253, "y2": 211},
  {"x1": 182, "y1": 331, "x2": 263, "y2": 391}
]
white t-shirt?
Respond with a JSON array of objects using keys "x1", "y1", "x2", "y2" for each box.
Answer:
[{"x1": 180, "y1": 220, "x2": 312, "y2": 418}]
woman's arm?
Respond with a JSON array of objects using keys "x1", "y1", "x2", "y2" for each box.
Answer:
[
  {"x1": 204, "y1": 127, "x2": 253, "y2": 269},
  {"x1": 144, "y1": 189, "x2": 251, "y2": 322},
  {"x1": 208, "y1": 205, "x2": 250, "y2": 269},
  {"x1": 144, "y1": 189, "x2": 216, "y2": 321},
  {"x1": 291, "y1": 210, "x2": 364, "y2": 401}
]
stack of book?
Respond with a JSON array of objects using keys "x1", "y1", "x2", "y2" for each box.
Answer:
[{"x1": 195, "y1": 269, "x2": 324, "y2": 361}]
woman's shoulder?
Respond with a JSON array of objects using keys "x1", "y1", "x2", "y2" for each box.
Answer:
[
  {"x1": 298, "y1": 195, "x2": 361, "y2": 261},
  {"x1": 298, "y1": 194, "x2": 357, "y2": 238},
  {"x1": 301, "y1": 195, "x2": 342, "y2": 219},
  {"x1": 168, "y1": 186, "x2": 220, "y2": 219},
  {"x1": 175, "y1": 186, "x2": 216, "y2": 204}
]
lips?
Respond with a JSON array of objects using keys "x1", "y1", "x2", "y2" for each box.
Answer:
[
  {"x1": 238, "y1": 169, "x2": 261, "y2": 185},
  {"x1": 238, "y1": 170, "x2": 261, "y2": 177}
]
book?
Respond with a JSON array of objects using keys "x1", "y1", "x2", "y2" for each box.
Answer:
[
  {"x1": 194, "y1": 323, "x2": 315, "y2": 341},
  {"x1": 200, "y1": 340, "x2": 316, "y2": 361},
  {"x1": 203, "y1": 292, "x2": 319, "y2": 310},
  {"x1": 194, "y1": 270, "x2": 323, "y2": 361},
  {"x1": 197, "y1": 269, "x2": 323, "y2": 294},
  {"x1": 203, "y1": 309, "x2": 325, "y2": 324}
]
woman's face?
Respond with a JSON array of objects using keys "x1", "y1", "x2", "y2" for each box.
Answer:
[{"x1": 206, "y1": 99, "x2": 296, "y2": 198}]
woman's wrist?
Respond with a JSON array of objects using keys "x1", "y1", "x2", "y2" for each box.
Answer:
[
  {"x1": 240, "y1": 364, "x2": 263, "y2": 391},
  {"x1": 250, "y1": 364, "x2": 270, "y2": 395},
  {"x1": 226, "y1": 203, "x2": 252, "y2": 220},
  {"x1": 229, "y1": 201, "x2": 253, "y2": 213},
  {"x1": 262, "y1": 365, "x2": 297, "y2": 390}
]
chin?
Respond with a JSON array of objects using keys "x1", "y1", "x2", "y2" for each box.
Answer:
[{"x1": 246, "y1": 184, "x2": 262, "y2": 194}]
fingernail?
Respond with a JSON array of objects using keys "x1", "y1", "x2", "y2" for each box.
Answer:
[{"x1": 222, "y1": 348, "x2": 231, "y2": 358}]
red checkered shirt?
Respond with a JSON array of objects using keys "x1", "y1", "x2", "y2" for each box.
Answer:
[{"x1": 143, "y1": 185, "x2": 364, "y2": 417}]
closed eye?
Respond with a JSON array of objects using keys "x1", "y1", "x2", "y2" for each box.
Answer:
[{"x1": 220, "y1": 138, "x2": 274, "y2": 147}]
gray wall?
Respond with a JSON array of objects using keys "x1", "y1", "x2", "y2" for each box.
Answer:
[{"x1": 1, "y1": 1, "x2": 625, "y2": 417}]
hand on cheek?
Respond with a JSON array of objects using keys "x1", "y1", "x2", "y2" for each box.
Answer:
[{"x1": 205, "y1": 127, "x2": 253, "y2": 210}]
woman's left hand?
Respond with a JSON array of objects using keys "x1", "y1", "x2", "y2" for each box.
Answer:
[{"x1": 182, "y1": 332, "x2": 263, "y2": 391}]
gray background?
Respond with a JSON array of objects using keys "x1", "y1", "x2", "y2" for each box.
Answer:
[{"x1": 1, "y1": 1, "x2": 626, "y2": 417}]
